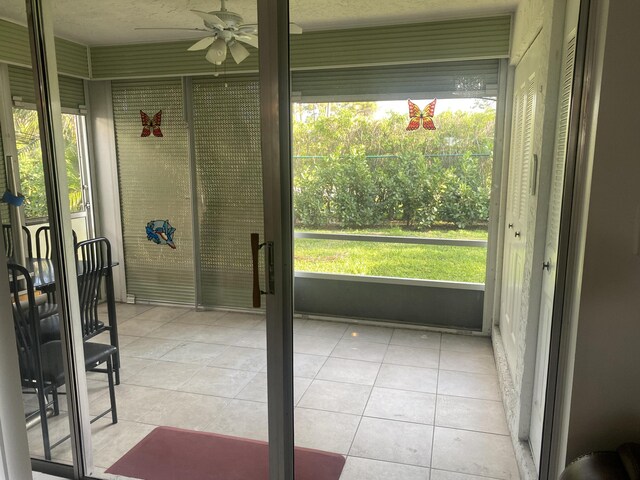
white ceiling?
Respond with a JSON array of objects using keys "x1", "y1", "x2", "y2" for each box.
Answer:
[{"x1": 1, "y1": 0, "x2": 518, "y2": 46}]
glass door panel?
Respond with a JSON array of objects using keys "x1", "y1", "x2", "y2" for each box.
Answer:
[
  {"x1": 0, "y1": 9, "x2": 71, "y2": 463},
  {"x1": 1, "y1": 0, "x2": 297, "y2": 477},
  {"x1": 288, "y1": 3, "x2": 514, "y2": 479},
  {"x1": 42, "y1": 0, "x2": 285, "y2": 477}
]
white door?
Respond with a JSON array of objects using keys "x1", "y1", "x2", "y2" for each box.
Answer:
[
  {"x1": 529, "y1": 22, "x2": 579, "y2": 467},
  {"x1": 500, "y1": 52, "x2": 538, "y2": 378}
]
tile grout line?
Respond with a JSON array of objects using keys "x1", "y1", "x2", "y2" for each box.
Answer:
[
  {"x1": 345, "y1": 453, "x2": 433, "y2": 473},
  {"x1": 83, "y1": 309, "x2": 511, "y2": 477},
  {"x1": 429, "y1": 333, "x2": 443, "y2": 471},
  {"x1": 430, "y1": 466, "x2": 504, "y2": 480},
  {"x1": 343, "y1": 338, "x2": 389, "y2": 459}
]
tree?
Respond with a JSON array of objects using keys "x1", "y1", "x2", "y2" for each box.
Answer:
[{"x1": 13, "y1": 109, "x2": 83, "y2": 219}]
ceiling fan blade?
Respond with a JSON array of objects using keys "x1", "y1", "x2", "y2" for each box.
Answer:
[
  {"x1": 236, "y1": 33, "x2": 259, "y2": 49},
  {"x1": 238, "y1": 23, "x2": 301, "y2": 34},
  {"x1": 191, "y1": 10, "x2": 227, "y2": 29},
  {"x1": 188, "y1": 36, "x2": 216, "y2": 51},
  {"x1": 237, "y1": 25, "x2": 258, "y2": 35},
  {"x1": 134, "y1": 27, "x2": 208, "y2": 31},
  {"x1": 289, "y1": 23, "x2": 303, "y2": 34},
  {"x1": 205, "y1": 38, "x2": 228, "y2": 65},
  {"x1": 229, "y1": 41, "x2": 250, "y2": 64}
]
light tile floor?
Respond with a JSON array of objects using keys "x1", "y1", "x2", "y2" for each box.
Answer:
[
  {"x1": 25, "y1": 303, "x2": 520, "y2": 479},
  {"x1": 32, "y1": 473, "x2": 64, "y2": 479}
]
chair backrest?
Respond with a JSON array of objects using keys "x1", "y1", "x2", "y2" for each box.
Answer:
[
  {"x1": 7, "y1": 263, "x2": 45, "y2": 388},
  {"x1": 75, "y1": 237, "x2": 112, "y2": 339},
  {"x1": 3, "y1": 224, "x2": 34, "y2": 258},
  {"x1": 2, "y1": 224, "x2": 11, "y2": 257},
  {"x1": 36, "y1": 225, "x2": 78, "y2": 259}
]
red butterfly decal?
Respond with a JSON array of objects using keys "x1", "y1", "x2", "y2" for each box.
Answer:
[
  {"x1": 140, "y1": 110, "x2": 163, "y2": 137},
  {"x1": 406, "y1": 99, "x2": 437, "y2": 131}
]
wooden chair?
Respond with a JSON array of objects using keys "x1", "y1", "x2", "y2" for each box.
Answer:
[{"x1": 8, "y1": 263, "x2": 118, "y2": 461}]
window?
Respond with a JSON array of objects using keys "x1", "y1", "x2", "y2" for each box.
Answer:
[
  {"x1": 292, "y1": 98, "x2": 496, "y2": 283},
  {"x1": 13, "y1": 108, "x2": 85, "y2": 219}
]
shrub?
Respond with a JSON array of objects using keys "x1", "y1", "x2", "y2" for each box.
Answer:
[
  {"x1": 395, "y1": 153, "x2": 439, "y2": 228},
  {"x1": 332, "y1": 152, "x2": 377, "y2": 228},
  {"x1": 293, "y1": 152, "x2": 491, "y2": 230},
  {"x1": 370, "y1": 156, "x2": 402, "y2": 223},
  {"x1": 437, "y1": 155, "x2": 490, "y2": 228},
  {"x1": 293, "y1": 156, "x2": 333, "y2": 227}
]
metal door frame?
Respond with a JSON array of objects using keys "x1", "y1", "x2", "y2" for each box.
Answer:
[
  {"x1": 24, "y1": 0, "x2": 93, "y2": 477},
  {"x1": 539, "y1": 0, "x2": 609, "y2": 477},
  {"x1": 258, "y1": 0, "x2": 296, "y2": 477}
]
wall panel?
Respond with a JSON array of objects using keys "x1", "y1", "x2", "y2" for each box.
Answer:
[
  {"x1": 9, "y1": 66, "x2": 85, "y2": 109},
  {"x1": 0, "y1": 19, "x2": 89, "y2": 78},
  {"x1": 90, "y1": 16, "x2": 511, "y2": 79},
  {"x1": 292, "y1": 59, "x2": 500, "y2": 100}
]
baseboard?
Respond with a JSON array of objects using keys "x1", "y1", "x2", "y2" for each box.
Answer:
[{"x1": 492, "y1": 326, "x2": 538, "y2": 480}]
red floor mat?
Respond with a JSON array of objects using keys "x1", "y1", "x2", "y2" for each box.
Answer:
[{"x1": 106, "y1": 426, "x2": 346, "y2": 480}]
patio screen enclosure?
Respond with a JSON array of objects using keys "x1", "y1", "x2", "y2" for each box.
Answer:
[
  {"x1": 110, "y1": 62, "x2": 502, "y2": 325},
  {"x1": 0, "y1": 15, "x2": 510, "y2": 329}
]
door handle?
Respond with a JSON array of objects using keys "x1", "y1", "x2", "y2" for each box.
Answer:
[
  {"x1": 251, "y1": 233, "x2": 264, "y2": 308},
  {"x1": 508, "y1": 223, "x2": 514, "y2": 229},
  {"x1": 515, "y1": 231, "x2": 521, "y2": 237},
  {"x1": 251, "y1": 233, "x2": 274, "y2": 308},
  {"x1": 543, "y1": 261, "x2": 551, "y2": 271}
]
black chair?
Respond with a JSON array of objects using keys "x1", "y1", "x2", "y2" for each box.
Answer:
[
  {"x1": 33, "y1": 226, "x2": 79, "y2": 317},
  {"x1": 30, "y1": 238, "x2": 122, "y2": 384},
  {"x1": 76, "y1": 238, "x2": 121, "y2": 384},
  {"x1": 8, "y1": 263, "x2": 118, "y2": 461},
  {"x1": 35, "y1": 225, "x2": 78, "y2": 259},
  {"x1": 3, "y1": 224, "x2": 33, "y2": 258}
]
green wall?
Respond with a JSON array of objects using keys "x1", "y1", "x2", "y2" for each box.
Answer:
[
  {"x1": 0, "y1": 19, "x2": 89, "y2": 78},
  {"x1": 0, "y1": 15, "x2": 511, "y2": 81},
  {"x1": 91, "y1": 16, "x2": 511, "y2": 79}
]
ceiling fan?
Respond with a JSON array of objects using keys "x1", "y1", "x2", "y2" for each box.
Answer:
[{"x1": 136, "y1": 0, "x2": 303, "y2": 66}]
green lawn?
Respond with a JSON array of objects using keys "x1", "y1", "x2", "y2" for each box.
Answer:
[{"x1": 294, "y1": 227, "x2": 488, "y2": 283}]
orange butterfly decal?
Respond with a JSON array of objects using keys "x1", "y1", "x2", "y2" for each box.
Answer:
[
  {"x1": 406, "y1": 99, "x2": 437, "y2": 131},
  {"x1": 140, "y1": 110, "x2": 163, "y2": 137}
]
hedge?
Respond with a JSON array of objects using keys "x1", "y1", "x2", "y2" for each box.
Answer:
[{"x1": 293, "y1": 152, "x2": 491, "y2": 229}]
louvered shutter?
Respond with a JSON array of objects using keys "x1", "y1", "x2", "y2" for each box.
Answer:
[
  {"x1": 9, "y1": 66, "x2": 85, "y2": 110},
  {"x1": 111, "y1": 78, "x2": 195, "y2": 303},
  {"x1": 192, "y1": 75, "x2": 264, "y2": 308},
  {"x1": 547, "y1": 35, "x2": 577, "y2": 249},
  {"x1": 291, "y1": 59, "x2": 500, "y2": 101}
]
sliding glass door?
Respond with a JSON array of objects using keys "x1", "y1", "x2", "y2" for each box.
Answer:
[{"x1": 2, "y1": 0, "x2": 297, "y2": 478}]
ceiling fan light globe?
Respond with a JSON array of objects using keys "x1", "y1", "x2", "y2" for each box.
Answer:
[{"x1": 205, "y1": 38, "x2": 228, "y2": 64}]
